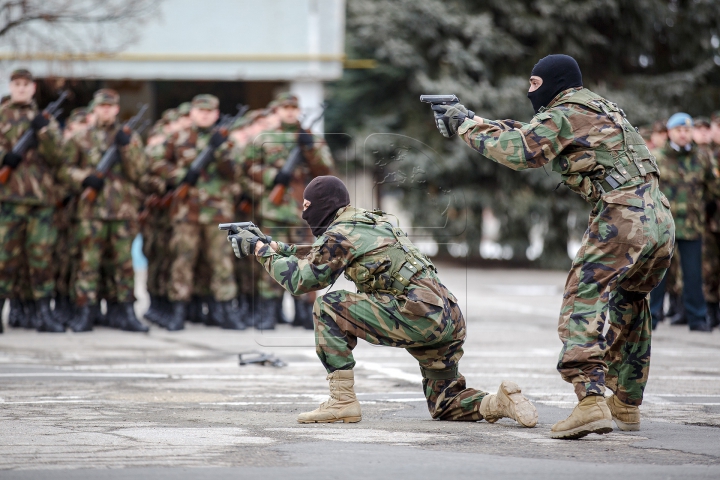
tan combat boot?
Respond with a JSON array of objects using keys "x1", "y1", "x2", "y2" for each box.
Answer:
[
  {"x1": 550, "y1": 395, "x2": 613, "y2": 439},
  {"x1": 297, "y1": 369, "x2": 362, "y2": 424},
  {"x1": 607, "y1": 394, "x2": 640, "y2": 431},
  {"x1": 479, "y1": 380, "x2": 538, "y2": 427}
]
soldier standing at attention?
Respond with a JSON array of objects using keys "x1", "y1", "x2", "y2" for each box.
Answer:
[
  {"x1": 705, "y1": 113, "x2": 720, "y2": 329},
  {"x1": 226, "y1": 175, "x2": 538, "y2": 427},
  {"x1": 242, "y1": 93, "x2": 334, "y2": 330},
  {"x1": 0, "y1": 68, "x2": 65, "y2": 333},
  {"x1": 649, "y1": 114, "x2": 719, "y2": 332},
  {"x1": 150, "y1": 94, "x2": 244, "y2": 331},
  {"x1": 429, "y1": 54, "x2": 675, "y2": 439},
  {"x1": 59, "y1": 89, "x2": 149, "y2": 333}
]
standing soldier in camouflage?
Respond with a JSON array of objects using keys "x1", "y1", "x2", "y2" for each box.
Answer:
[
  {"x1": 227, "y1": 175, "x2": 538, "y2": 427},
  {"x1": 59, "y1": 89, "x2": 149, "y2": 332},
  {"x1": 430, "y1": 55, "x2": 675, "y2": 438},
  {"x1": 705, "y1": 114, "x2": 720, "y2": 330},
  {"x1": 150, "y1": 94, "x2": 244, "y2": 331},
  {"x1": 649, "y1": 114, "x2": 719, "y2": 332},
  {"x1": 0, "y1": 69, "x2": 65, "y2": 333},
  {"x1": 242, "y1": 93, "x2": 334, "y2": 330}
]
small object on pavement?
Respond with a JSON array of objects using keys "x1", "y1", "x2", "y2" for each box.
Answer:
[{"x1": 238, "y1": 351, "x2": 287, "y2": 368}]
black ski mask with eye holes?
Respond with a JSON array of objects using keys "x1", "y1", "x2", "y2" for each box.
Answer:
[
  {"x1": 527, "y1": 54, "x2": 583, "y2": 114},
  {"x1": 301, "y1": 176, "x2": 351, "y2": 237}
]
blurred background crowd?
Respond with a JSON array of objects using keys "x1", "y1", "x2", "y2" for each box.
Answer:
[{"x1": 2, "y1": 0, "x2": 720, "y2": 334}]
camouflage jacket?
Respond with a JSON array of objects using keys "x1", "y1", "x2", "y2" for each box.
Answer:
[
  {"x1": 257, "y1": 206, "x2": 456, "y2": 315},
  {"x1": 0, "y1": 101, "x2": 63, "y2": 206},
  {"x1": 708, "y1": 142, "x2": 720, "y2": 232},
  {"x1": 458, "y1": 87, "x2": 655, "y2": 203},
  {"x1": 242, "y1": 121, "x2": 334, "y2": 224},
  {"x1": 149, "y1": 126, "x2": 241, "y2": 224},
  {"x1": 653, "y1": 141, "x2": 720, "y2": 240},
  {"x1": 59, "y1": 122, "x2": 146, "y2": 220}
]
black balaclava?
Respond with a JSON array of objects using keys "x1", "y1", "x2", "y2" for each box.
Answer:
[
  {"x1": 527, "y1": 54, "x2": 583, "y2": 113},
  {"x1": 301, "y1": 176, "x2": 351, "y2": 237}
]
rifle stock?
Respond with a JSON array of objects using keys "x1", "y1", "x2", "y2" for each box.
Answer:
[
  {"x1": 174, "y1": 183, "x2": 190, "y2": 201},
  {"x1": 80, "y1": 186, "x2": 98, "y2": 203},
  {"x1": 269, "y1": 184, "x2": 286, "y2": 206},
  {"x1": 0, "y1": 166, "x2": 10, "y2": 184}
]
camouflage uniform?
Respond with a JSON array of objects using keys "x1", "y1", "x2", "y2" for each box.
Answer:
[
  {"x1": 257, "y1": 206, "x2": 487, "y2": 420},
  {"x1": 59, "y1": 120, "x2": 146, "y2": 308},
  {"x1": 242, "y1": 116, "x2": 334, "y2": 306},
  {"x1": 649, "y1": 141, "x2": 720, "y2": 328},
  {"x1": 149, "y1": 126, "x2": 239, "y2": 304},
  {"x1": 458, "y1": 87, "x2": 675, "y2": 406},
  {"x1": 0, "y1": 99, "x2": 63, "y2": 303},
  {"x1": 703, "y1": 142, "x2": 720, "y2": 304}
]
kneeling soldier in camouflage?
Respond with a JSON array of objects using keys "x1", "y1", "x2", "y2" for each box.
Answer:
[{"x1": 226, "y1": 175, "x2": 538, "y2": 426}]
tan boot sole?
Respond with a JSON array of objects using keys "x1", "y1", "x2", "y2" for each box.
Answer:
[
  {"x1": 500, "y1": 381, "x2": 538, "y2": 428},
  {"x1": 297, "y1": 416, "x2": 361, "y2": 424},
  {"x1": 550, "y1": 419, "x2": 613, "y2": 440},
  {"x1": 613, "y1": 418, "x2": 640, "y2": 431}
]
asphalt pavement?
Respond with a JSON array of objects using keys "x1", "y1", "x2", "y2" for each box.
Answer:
[{"x1": 1, "y1": 265, "x2": 719, "y2": 479}]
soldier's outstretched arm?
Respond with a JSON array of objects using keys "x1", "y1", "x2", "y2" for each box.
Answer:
[
  {"x1": 255, "y1": 231, "x2": 353, "y2": 296},
  {"x1": 456, "y1": 110, "x2": 575, "y2": 171}
]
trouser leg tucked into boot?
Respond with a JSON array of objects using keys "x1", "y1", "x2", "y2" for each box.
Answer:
[
  {"x1": 67, "y1": 305, "x2": 96, "y2": 332},
  {"x1": 479, "y1": 380, "x2": 537, "y2": 427},
  {"x1": 297, "y1": 369, "x2": 362, "y2": 424},
  {"x1": 35, "y1": 297, "x2": 65, "y2": 333},
  {"x1": 550, "y1": 395, "x2": 613, "y2": 439},
  {"x1": 110, "y1": 302, "x2": 149, "y2": 332},
  {"x1": 607, "y1": 394, "x2": 640, "y2": 431},
  {"x1": 165, "y1": 302, "x2": 186, "y2": 331}
]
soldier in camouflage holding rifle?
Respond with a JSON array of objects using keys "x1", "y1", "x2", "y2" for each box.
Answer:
[
  {"x1": 0, "y1": 68, "x2": 65, "y2": 333},
  {"x1": 429, "y1": 55, "x2": 675, "y2": 439},
  {"x1": 226, "y1": 175, "x2": 538, "y2": 427}
]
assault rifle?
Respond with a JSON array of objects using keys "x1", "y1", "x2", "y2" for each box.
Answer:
[
  {"x1": 0, "y1": 91, "x2": 68, "y2": 184},
  {"x1": 420, "y1": 95, "x2": 475, "y2": 137},
  {"x1": 267, "y1": 105, "x2": 326, "y2": 206},
  {"x1": 159, "y1": 104, "x2": 249, "y2": 208},
  {"x1": 80, "y1": 104, "x2": 148, "y2": 203}
]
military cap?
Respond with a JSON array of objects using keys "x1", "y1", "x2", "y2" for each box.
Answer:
[
  {"x1": 273, "y1": 92, "x2": 299, "y2": 108},
  {"x1": 177, "y1": 101, "x2": 191, "y2": 116},
  {"x1": 10, "y1": 68, "x2": 33, "y2": 81},
  {"x1": 694, "y1": 116, "x2": 711, "y2": 128},
  {"x1": 667, "y1": 112, "x2": 693, "y2": 130},
  {"x1": 69, "y1": 107, "x2": 88, "y2": 123},
  {"x1": 191, "y1": 94, "x2": 219, "y2": 110},
  {"x1": 161, "y1": 108, "x2": 179, "y2": 122},
  {"x1": 93, "y1": 88, "x2": 119, "y2": 106}
]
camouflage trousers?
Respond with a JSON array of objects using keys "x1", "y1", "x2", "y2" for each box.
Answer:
[
  {"x1": 53, "y1": 204, "x2": 78, "y2": 299},
  {"x1": 142, "y1": 211, "x2": 173, "y2": 298},
  {"x1": 558, "y1": 181, "x2": 675, "y2": 406},
  {"x1": 313, "y1": 289, "x2": 487, "y2": 421},
  {"x1": 0, "y1": 202, "x2": 57, "y2": 300},
  {"x1": 665, "y1": 249, "x2": 683, "y2": 298},
  {"x1": 75, "y1": 219, "x2": 137, "y2": 306},
  {"x1": 703, "y1": 230, "x2": 720, "y2": 303},
  {"x1": 259, "y1": 220, "x2": 315, "y2": 309},
  {"x1": 168, "y1": 223, "x2": 236, "y2": 302}
]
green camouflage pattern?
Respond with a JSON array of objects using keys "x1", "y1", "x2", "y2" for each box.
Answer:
[
  {"x1": 0, "y1": 101, "x2": 63, "y2": 206},
  {"x1": 59, "y1": 123, "x2": 146, "y2": 220},
  {"x1": 142, "y1": 206, "x2": 173, "y2": 298},
  {"x1": 458, "y1": 88, "x2": 675, "y2": 406},
  {"x1": 169, "y1": 223, "x2": 236, "y2": 302},
  {"x1": 652, "y1": 142, "x2": 720, "y2": 240},
  {"x1": 74, "y1": 219, "x2": 136, "y2": 306},
  {"x1": 0, "y1": 203, "x2": 57, "y2": 300},
  {"x1": 241, "y1": 121, "x2": 334, "y2": 224},
  {"x1": 255, "y1": 206, "x2": 488, "y2": 421},
  {"x1": 558, "y1": 178, "x2": 674, "y2": 406},
  {"x1": 52, "y1": 200, "x2": 78, "y2": 299},
  {"x1": 703, "y1": 230, "x2": 720, "y2": 303},
  {"x1": 150, "y1": 126, "x2": 241, "y2": 225},
  {"x1": 256, "y1": 219, "x2": 313, "y2": 300}
]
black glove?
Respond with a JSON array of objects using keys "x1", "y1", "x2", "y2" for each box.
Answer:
[
  {"x1": 228, "y1": 230, "x2": 261, "y2": 259},
  {"x1": 431, "y1": 103, "x2": 474, "y2": 138},
  {"x1": 30, "y1": 113, "x2": 50, "y2": 131},
  {"x1": 707, "y1": 200, "x2": 718, "y2": 219},
  {"x1": 209, "y1": 131, "x2": 226, "y2": 149},
  {"x1": 81, "y1": 174, "x2": 105, "y2": 191},
  {"x1": 297, "y1": 130, "x2": 314, "y2": 149},
  {"x1": 181, "y1": 169, "x2": 200, "y2": 186},
  {"x1": 115, "y1": 129, "x2": 131, "y2": 147},
  {"x1": 2, "y1": 152, "x2": 23, "y2": 169},
  {"x1": 273, "y1": 170, "x2": 292, "y2": 186}
]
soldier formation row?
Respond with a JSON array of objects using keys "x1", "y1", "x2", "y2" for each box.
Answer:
[
  {"x1": 641, "y1": 114, "x2": 720, "y2": 332},
  {"x1": 0, "y1": 68, "x2": 334, "y2": 334}
]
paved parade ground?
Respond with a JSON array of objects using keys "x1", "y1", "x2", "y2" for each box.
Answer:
[{"x1": 1, "y1": 265, "x2": 719, "y2": 479}]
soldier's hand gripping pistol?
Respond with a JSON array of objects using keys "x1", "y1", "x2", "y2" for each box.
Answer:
[
  {"x1": 219, "y1": 222, "x2": 273, "y2": 259},
  {"x1": 420, "y1": 95, "x2": 475, "y2": 138}
]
